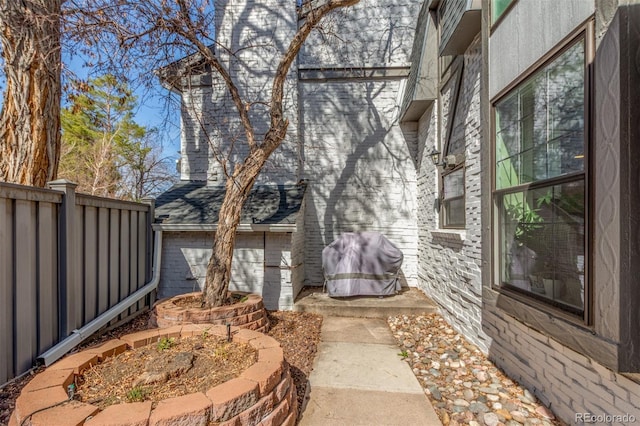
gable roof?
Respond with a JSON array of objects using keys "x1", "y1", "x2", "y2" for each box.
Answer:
[
  {"x1": 155, "y1": 46, "x2": 215, "y2": 93},
  {"x1": 154, "y1": 181, "x2": 306, "y2": 229}
]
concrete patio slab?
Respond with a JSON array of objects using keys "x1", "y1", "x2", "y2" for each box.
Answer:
[{"x1": 319, "y1": 317, "x2": 397, "y2": 345}]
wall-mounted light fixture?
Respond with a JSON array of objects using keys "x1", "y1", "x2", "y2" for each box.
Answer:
[
  {"x1": 429, "y1": 146, "x2": 440, "y2": 166},
  {"x1": 429, "y1": 146, "x2": 442, "y2": 166}
]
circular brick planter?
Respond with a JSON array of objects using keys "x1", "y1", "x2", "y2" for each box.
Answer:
[
  {"x1": 10, "y1": 325, "x2": 296, "y2": 426},
  {"x1": 150, "y1": 292, "x2": 269, "y2": 331}
]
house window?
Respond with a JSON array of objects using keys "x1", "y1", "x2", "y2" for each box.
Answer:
[
  {"x1": 493, "y1": 37, "x2": 587, "y2": 316},
  {"x1": 491, "y1": 0, "x2": 515, "y2": 25},
  {"x1": 442, "y1": 167, "x2": 465, "y2": 227}
]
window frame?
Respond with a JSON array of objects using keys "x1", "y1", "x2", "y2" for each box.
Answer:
[
  {"x1": 490, "y1": 0, "x2": 518, "y2": 31},
  {"x1": 441, "y1": 165, "x2": 466, "y2": 228},
  {"x1": 438, "y1": 57, "x2": 466, "y2": 230},
  {"x1": 490, "y1": 25, "x2": 593, "y2": 324}
]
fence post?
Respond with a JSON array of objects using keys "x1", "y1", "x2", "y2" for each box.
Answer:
[
  {"x1": 141, "y1": 197, "x2": 156, "y2": 306},
  {"x1": 47, "y1": 179, "x2": 79, "y2": 337}
]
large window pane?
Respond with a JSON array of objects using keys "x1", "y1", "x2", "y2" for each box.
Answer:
[
  {"x1": 498, "y1": 180, "x2": 585, "y2": 311},
  {"x1": 443, "y1": 168, "x2": 465, "y2": 227},
  {"x1": 494, "y1": 39, "x2": 585, "y2": 190}
]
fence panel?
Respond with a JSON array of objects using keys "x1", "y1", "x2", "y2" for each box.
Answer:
[
  {"x1": 0, "y1": 197, "x2": 15, "y2": 384},
  {"x1": 0, "y1": 182, "x2": 154, "y2": 385},
  {"x1": 37, "y1": 202, "x2": 58, "y2": 356}
]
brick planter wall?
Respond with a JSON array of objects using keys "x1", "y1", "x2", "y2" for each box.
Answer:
[
  {"x1": 150, "y1": 292, "x2": 269, "y2": 332},
  {"x1": 10, "y1": 325, "x2": 296, "y2": 426}
]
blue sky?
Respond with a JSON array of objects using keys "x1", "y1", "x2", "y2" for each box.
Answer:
[{"x1": 63, "y1": 53, "x2": 182, "y2": 162}]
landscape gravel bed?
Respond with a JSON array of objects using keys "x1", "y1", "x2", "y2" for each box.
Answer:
[{"x1": 388, "y1": 313, "x2": 566, "y2": 426}]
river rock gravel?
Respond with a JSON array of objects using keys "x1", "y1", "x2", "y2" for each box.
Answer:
[{"x1": 388, "y1": 313, "x2": 566, "y2": 426}]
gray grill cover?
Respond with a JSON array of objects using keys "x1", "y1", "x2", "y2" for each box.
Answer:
[{"x1": 322, "y1": 232, "x2": 403, "y2": 297}]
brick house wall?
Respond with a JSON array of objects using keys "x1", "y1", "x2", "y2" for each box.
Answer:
[
  {"x1": 299, "y1": 0, "x2": 422, "y2": 287},
  {"x1": 415, "y1": 36, "x2": 489, "y2": 352}
]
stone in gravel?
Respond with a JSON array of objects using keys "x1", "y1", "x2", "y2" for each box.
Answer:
[
  {"x1": 479, "y1": 386, "x2": 499, "y2": 395},
  {"x1": 524, "y1": 419, "x2": 541, "y2": 426},
  {"x1": 451, "y1": 405, "x2": 467, "y2": 413},
  {"x1": 429, "y1": 385, "x2": 442, "y2": 401},
  {"x1": 504, "y1": 402, "x2": 520, "y2": 412},
  {"x1": 496, "y1": 408, "x2": 511, "y2": 420},
  {"x1": 463, "y1": 389, "x2": 474, "y2": 400},
  {"x1": 511, "y1": 410, "x2": 528, "y2": 423},
  {"x1": 440, "y1": 410, "x2": 450, "y2": 425},
  {"x1": 535, "y1": 405, "x2": 555, "y2": 419},
  {"x1": 492, "y1": 402, "x2": 502, "y2": 410},
  {"x1": 469, "y1": 402, "x2": 490, "y2": 413},
  {"x1": 475, "y1": 371, "x2": 489, "y2": 382},
  {"x1": 450, "y1": 361, "x2": 460, "y2": 368},
  {"x1": 431, "y1": 361, "x2": 441, "y2": 370},
  {"x1": 429, "y1": 369, "x2": 441, "y2": 377},
  {"x1": 453, "y1": 399, "x2": 470, "y2": 407},
  {"x1": 487, "y1": 394, "x2": 500, "y2": 402},
  {"x1": 483, "y1": 412, "x2": 500, "y2": 426},
  {"x1": 523, "y1": 389, "x2": 535, "y2": 402},
  {"x1": 463, "y1": 381, "x2": 473, "y2": 388},
  {"x1": 469, "y1": 421, "x2": 480, "y2": 426},
  {"x1": 505, "y1": 421, "x2": 522, "y2": 426}
]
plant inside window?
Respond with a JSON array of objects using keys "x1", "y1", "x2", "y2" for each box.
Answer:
[{"x1": 494, "y1": 39, "x2": 586, "y2": 316}]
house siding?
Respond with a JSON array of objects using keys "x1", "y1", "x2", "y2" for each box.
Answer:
[
  {"x1": 298, "y1": 0, "x2": 421, "y2": 287},
  {"x1": 484, "y1": 306, "x2": 640, "y2": 422},
  {"x1": 159, "y1": 231, "x2": 301, "y2": 310},
  {"x1": 300, "y1": 79, "x2": 419, "y2": 287},
  {"x1": 481, "y1": 0, "x2": 640, "y2": 422}
]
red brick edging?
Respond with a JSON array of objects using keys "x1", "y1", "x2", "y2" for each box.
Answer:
[
  {"x1": 11, "y1": 325, "x2": 296, "y2": 426},
  {"x1": 150, "y1": 292, "x2": 270, "y2": 332}
]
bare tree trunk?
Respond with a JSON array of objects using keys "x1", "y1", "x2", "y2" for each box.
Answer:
[
  {"x1": 203, "y1": 143, "x2": 280, "y2": 307},
  {"x1": 0, "y1": 0, "x2": 62, "y2": 187}
]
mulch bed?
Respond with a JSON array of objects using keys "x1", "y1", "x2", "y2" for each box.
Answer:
[{"x1": 0, "y1": 309, "x2": 323, "y2": 426}]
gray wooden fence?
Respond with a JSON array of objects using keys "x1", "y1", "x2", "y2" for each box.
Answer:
[{"x1": 0, "y1": 180, "x2": 154, "y2": 385}]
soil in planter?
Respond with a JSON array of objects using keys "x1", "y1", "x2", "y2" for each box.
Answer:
[
  {"x1": 76, "y1": 335, "x2": 257, "y2": 409},
  {"x1": 173, "y1": 293, "x2": 249, "y2": 308}
]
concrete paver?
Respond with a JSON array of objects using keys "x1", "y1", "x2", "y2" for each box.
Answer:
[{"x1": 299, "y1": 316, "x2": 442, "y2": 426}]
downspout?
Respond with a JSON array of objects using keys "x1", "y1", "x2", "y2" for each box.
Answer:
[{"x1": 38, "y1": 230, "x2": 163, "y2": 367}]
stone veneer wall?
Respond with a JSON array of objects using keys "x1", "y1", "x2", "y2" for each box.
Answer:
[
  {"x1": 159, "y1": 231, "x2": 301, "y2": 310},
  {"x1": 299, "y1": 0, "x2": 422, "y2": 287},
  {"x1": 415, "y1": 37, "x2": 489, "y2": 352}
]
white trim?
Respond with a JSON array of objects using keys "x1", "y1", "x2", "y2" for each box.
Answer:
[{"x1": 152, "y1": 223, "x2": 297, "y2": 232}]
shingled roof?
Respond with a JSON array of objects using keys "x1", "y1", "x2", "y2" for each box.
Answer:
[{"x1": 154, "y1": 181, "x2": 306, "y2": 226}]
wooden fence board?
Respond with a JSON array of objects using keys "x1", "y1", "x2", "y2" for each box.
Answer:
[
  {"x1": 119, "y1": 210, "x2": 130, "y2": 319},
  {"x1": 37, "y1": 202, "x2": 58, "y2": 355},
  {"x1": 109, "y1": 209, "x2": 120, "y2": 309},
  {"x1": 129, "y1": 211, "x2": 138, "y2": 316},
  {"x1": 138, "y1": 212, "x2": 147, "y2": 311},
  {"x1": 72, "y1": 205, "x2": 84, "y2": 330},
  {"x1": 0, "y1": 183, "x2": 152, "y2": 384},
  {"x1": 14, "y1": 200, "x2": 37, "y2": 374},
  {"x1": 84, "y1": 206, "x2": 98, "y2": 323},
  {"x1": 97, "y1": 208, "x2": 109, "y2": 315},
  {"x1": 0, "y1": 198, "x2": 15, "y2": 383}
]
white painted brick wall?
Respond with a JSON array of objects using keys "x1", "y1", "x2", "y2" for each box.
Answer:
[
  {"x1": 300, "y1": 0, "x2": 418, "y2": 66},
  {"x1": 300, "y1": 78, "x2": 419, "y2": 287},
  {"x1": 415, "y1": 37, "x2": 489, "y2": 352},
  {"x1": 158, "y1": 231, "x2": 301, "y2": 310},
  {"x1": 179, "y1": 0, "x2": 300, "y2": 184}
]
